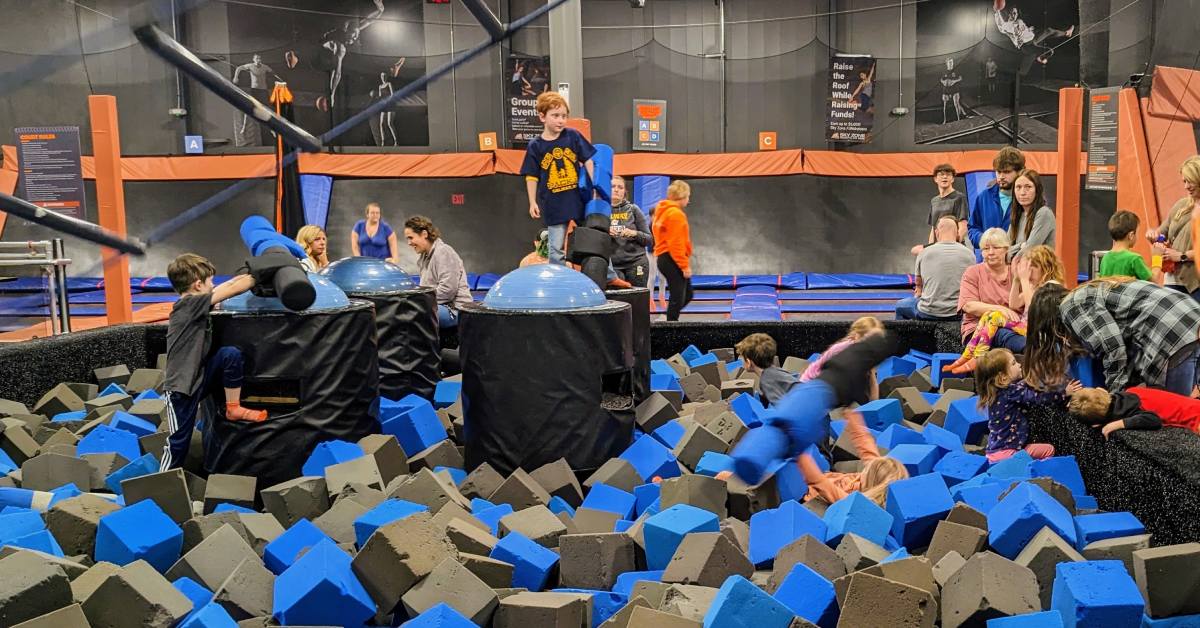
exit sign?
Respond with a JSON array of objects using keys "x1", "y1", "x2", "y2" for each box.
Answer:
[{"x1": 451, "y1": 194, "x2": 465, "y2": 205}]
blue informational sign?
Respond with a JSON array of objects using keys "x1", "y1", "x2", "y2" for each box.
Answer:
[{"x1": 184, "y1": 135, "x2": 204, "y2": 154}]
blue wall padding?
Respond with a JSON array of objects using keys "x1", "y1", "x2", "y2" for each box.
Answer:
[
  {"x1": 965, "y1": 171, "x2": 994, "y2": 208},
  {"x1": 300, "y1": 175, "x2": 333, "y2": 229},
  {"x1": 634, "y1": 175, "x2": 669, "y2": 215}
]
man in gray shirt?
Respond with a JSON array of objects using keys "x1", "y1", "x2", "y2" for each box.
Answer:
[{"x1": 896, "y1": 216, "x2": 975, "y2": 320}]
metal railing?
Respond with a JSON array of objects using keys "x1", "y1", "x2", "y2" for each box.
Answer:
[{"x1": 0, "y1": 239, "x2": 71, "y2": 335}]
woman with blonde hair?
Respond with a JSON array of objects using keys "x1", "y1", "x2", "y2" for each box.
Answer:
[
  {"x1": 295, "y1": 225, "x2": 329, "y2": 272},
  {"x1": 1144, "y1": 156, "x2": 1200, "y2": 300},
  {"x1": 798, "y1": 409, "x2": 908, "y2": 506}
]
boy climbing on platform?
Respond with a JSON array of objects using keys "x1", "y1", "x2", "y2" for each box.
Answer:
[{"x1": 161, "y1": 254, "x2": 266, "y2": 471}]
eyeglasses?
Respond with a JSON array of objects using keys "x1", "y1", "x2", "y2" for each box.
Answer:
[{"x1": 981, "y1": 246, "x2": 1009, "y2": 252}]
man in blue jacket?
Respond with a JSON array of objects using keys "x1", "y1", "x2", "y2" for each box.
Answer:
[{"x1": 968, "y1": 146, "x2": 1025, "y2": 248}]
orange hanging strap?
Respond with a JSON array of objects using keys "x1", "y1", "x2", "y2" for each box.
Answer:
[{"x1": 269, "y1": 83, "x2": 294, "y2": 232}]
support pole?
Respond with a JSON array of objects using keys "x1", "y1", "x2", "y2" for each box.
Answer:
[
  {"x1": 1115, "y1": 87, "x2": 1155, "y2": 262},
  {"x1": 548, "y1": 0, "x2": 584, "y2": 117},
  {"x1": 88, "y1": 95, "x2": 133, "y2": 325},
  {"x1": 1055, "y1": 87, "x2": 1084, "y2": 288}
]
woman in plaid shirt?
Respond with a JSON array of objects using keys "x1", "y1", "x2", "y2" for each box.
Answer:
[{"x1": 1024, "y1": 278, "x2": 1200, "y2": 396}]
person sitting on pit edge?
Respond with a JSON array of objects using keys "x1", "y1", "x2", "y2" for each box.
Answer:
[
  {"x1": 968, "y1": 146, "x2": 1025, "y2": 248},
  {"x1": 295, "y1": 225, "x2": 329, "y2": 272},
  {"x1": 735, "y1": 332, "x2": 796, "y2": 406},
  {"x1": 161, "y1": 254, "x2": 267, "y2": 471},
  {"x1": 405, "y1": 215, "x2": 473, "y2": 330},
  {"x1": 895, "y1": 216, "x2": 975, "y2": 321},
  {"x1": 609, "y1": 175, "x2": 653, "y2": 287}
]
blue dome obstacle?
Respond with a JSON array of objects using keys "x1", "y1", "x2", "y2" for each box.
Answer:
[
  {"x1": 320, "y1": 256, "x2": 440, "y2": 401},
  {"x1": 222, "y1": 272, "x2": 349, "y2": 313},
  {"x1": 239, "y1": 216, "x2": 316, "y2": 311},
  {"x1": 461, "y1": 265, "x2": 634, "y2": 475},
  {"x1": 482, "y1": 264, "x2": 606, "y2": 310}
]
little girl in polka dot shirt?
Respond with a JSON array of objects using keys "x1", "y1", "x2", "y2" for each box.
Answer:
[{"x1": 975, "y1": 348, "x2": 1080, "y2": 463}]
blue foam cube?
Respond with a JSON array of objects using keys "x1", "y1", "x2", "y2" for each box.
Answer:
[
  {"x1": 272, "y1": 539, "x2": 375, "y2": 627},
  {"x1": 133, "y1": 389, "x2": 161, "y2": 402},
  {"x1": 1074, "y1": 495, "x2": 1098, "y2": 511},
  {"x1": 945, "y1": 398, "x2": 989, "y2": 445},
  {"x1": 432, "y1": 380, "x2": 461, "y2": 409},
  {"x1": 105, "y1": 453, "x2": 160, "y2": 495},
  {"x1": 0, "y1": 450, "x2": 16, "y2": 475},
  {"x1": 95, "y1": 498, "x2": 183, "y2": 572},
  {"x1": 681, "y1": 345, "x2": 704, "y2": 364},
  {"x1": 634, "y1": 483, "x2": 661, "y2": 517},
  {"x1": 823, "y1": 491, "x2": 894, "y2": 548},
  {"x1": 470, "y1": 498, "x2": 496, "y2": 513},
  {"x1": 934, "y1": 451, "x2": 989, "y2": 487},
  {"x1": 614, "y1": 520, "x2": 634, "y2": 533},
  {"x1": 690, "y1": 353, "x2": 719, "y2": 368},
  {"x1": 1031, "y1": 457, "x2": 1087, "y2": 497},
  {"x1": 986, "y1": 610, "x2": 1065, "y2": 626},
  {"x1": 263, "y1": 518, "x2": 333, "y2": 575},
  {"x1": 353, "y1": 499, "x2": 429, "y2": 548},
  {"x1": 651, "y1": 360, "x2": 678, "y2": 377},
  {"x1": 694, "y1": 452, "x2": 734, "y2": 477},
  {"x1": 856, "y1": 399, "x2": 903, "y2": 431},
  {"x1": 547, "y1": 496, "x2": 576, "y2": 518},
  {"x1": 877, "y1": 356, "x2": 918, "y2": 381},
  {"x1": 380, "y1": 400, "x2": 449, "y2": 457},
  {"x1": 474, "y1": 504, "x2": 513, "y2": 537},
  {"x1": 988, "y1": 482, "x2": 1078, "y2": 559},
  {"x1": 989, "y1": 451, "x2": 1036, "y2": 480},
  {"x1": 212, "y1": 503, "x2": 255, "y2": 514},
  {"x1": 491, "y1": 531, "x2": 559, "y2": 591},
  {"x1": 77, "y1": 424, "x2": 142, "y2": 464},
  {"x1": 703, "y1": 575, "x2": 796, "y2": 628},
  {"x1": 885, "y1": 472, "x2": 955, "y2": 549},
  {"x1": 749, "y1": 500, "x2": 827, "y2": 566},
  {"x1": 651, "y1": 374, "x2": 682, "y2": 393},
  {"x1": 613, "y1": 570, "x2": 665, "y2": 597},
  {"x1": 952, "y1": 477, "x2": 1008, "y2": 514},
  {"x1": 99, "y1": 382, "x2": 126, "y2": 397},
  {"x1": 5, "y1": 530, "x2": 65, "y2": 557},
  {"x1": 553, "y1": 588, "x2": 628, "y2": 626},
  {"x1": 888, "y1": 444, "x2": 943, "y2": 477},
  {"x1": 434, "y1": 466, "x2": 466, "y2": 486},
  {"x1": 932, "y1": 353, "x2": 969, "y2": 388},
  {"x1": 804, "y1": 444, "x2": 830, "y2": 473},
  {"x1": 582, "y1": 483, "x2": 636, "y2": 520},
  {"x1": 300, "y1": 440, "x2": 364, "y2": 477},
  {"x1": 48, "y1": 483, "x2": 82, "y2": 505},
  {"x1": 829, "y1": 420, "x2": 847, "y2": 440},
  {"x1": 877, "y1": 424, "x2": 925, "y2": 450},
  {"x1": 1140, "y1": 613, "x2": 1200, "y2": 627},
  {"x1": 652, "y1": 420, "x2": 688, "y2": 449},
  {"x1": 1073, "y1": 512, "x2": 1145, "y2": 550},
  {"x1": 619, "y1": 436, "x2": 681, "y2": 481},
  {"x1": 179, "y1": 603, "x2": 238, "y2": 628},
  {"x1": 727, "y1": 359, "x2": 745, "y2": 373},
  {"x1": 0, "y1": 511, "x2": 45, "y2": 542},
  {"x1": 400, "y1": 602, "x2": 478, "y2": 627},
  {"x1": 774, "y1": 562, "x2": 838, "y2": 627},
  {"x1": 730, "y1": 394, "x2": 765, "y2": 428},
  {"x1": 923, "y1": 422, "x2": 966, "y2": 454},
  {"x1": 173, "y1": 576, "x2": 214, "y2": 610},
  {"x1": 52, "y1": 410, "x2": 87, "y2": 423},
  {"x1": 644, "y1": 504, "x2": 721, "y2": 570},
  {"x1": 1051, "y1": 560, "x2": 1145, "y2": 627},
  {"x1": 774, "y1": 460, "x2": 810, "y2": 504},
  {"x1": 108, "y1": 412, "x2": 157, "y2": 438}
]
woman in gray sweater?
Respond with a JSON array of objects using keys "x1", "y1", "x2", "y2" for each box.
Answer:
[
  {"x1": 405, "y1": 216, "x2": 473, "y2": 329},
  {"x1": 1007, "y1": 169, "x2": 1056, "y2": 260}
]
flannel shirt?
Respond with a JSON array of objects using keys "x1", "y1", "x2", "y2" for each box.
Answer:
[{"x1": 1060, "y1": 280, "x2": 1200, "y2": 391}]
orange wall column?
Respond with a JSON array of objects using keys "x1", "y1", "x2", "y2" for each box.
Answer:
[
  {"x1": 1055, "y1": 87, "x2": 1084, "y2": 288},
  {"x1": 87, "y1": 95, "x2": 133, "y2": 324},
  {"x1": 1115, "y1": 89, "x2": 1156, "y2": 261}
]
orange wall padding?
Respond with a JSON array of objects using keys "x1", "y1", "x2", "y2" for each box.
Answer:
[
  {"x1": 1116, "y1": 92, "x2": 1160, "y2": 250},
  {"x1": 297, "y1": 152, "x2": 495, "y2": 178},
  {"x1": 1142, "y1": 102, "x2": 1200, "y2": 222},
  {"x1": 1148, "y1": 66, "x2": 1200, "y2": 122},
  {"x1": 1055, "y1": 88, "x2": 1084, "y2": 288},
  {"x1": 803, "y1": 150, "x2": 1072, "y2": 177}
]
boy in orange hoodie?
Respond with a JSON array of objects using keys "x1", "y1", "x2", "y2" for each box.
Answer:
[{"x1": 652, "y1": 180, "x2": 694, "y2": 321}]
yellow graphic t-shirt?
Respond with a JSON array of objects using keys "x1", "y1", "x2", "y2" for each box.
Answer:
[{"x1": 520, "y1": 128, "x2": 597, "y2": 226}]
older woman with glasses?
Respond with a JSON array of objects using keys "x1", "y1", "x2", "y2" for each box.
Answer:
[{"x1": 956, "y1": 228, "x2": 1026, "y2": 353}]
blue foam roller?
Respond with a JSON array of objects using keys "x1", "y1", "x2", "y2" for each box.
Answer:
[
  {"x1": 703, "y1": 575, "x2": 796, "y2": 628},
  {"x1": 105, "y1": 454, "x2": 161, "y2": 495},
  {"x1": 644, "y1": 504, "x2": 721, "y2": 570},
  {"x1": 922, "y1": 422, "x2": 966, "y2": 455},
  {"x1": 694, "y1": 452, "x2": 735, "y2": 477},
  {"x1": 353, "y1": 498, "x2": 429, "y2": 548},
  {"x1": 581, "y1": 483, "x2": 636, "y2": 520},
  {"x1": 1030, "y1": 457, "x2": 1087, "y2": 497},
  {"x1": 987, "y1": 482, "x2": 1078, "y2": 559},
  {"x1": 729, "y1": 426, "x2": 789, "y2": 486},
  {"x1": 651, "y1": 420, "x2": 688, "y2": 449},
  {"x1": 934, "y1": 451, "x2": 989, "y2": 487},
  {"x1": 95, "y1": 498, "x2": 184, "y2": 572},
  {"x1": 619, "y1": 436, "x2": 681, "y2": 481},
  {"x1": 774, "y1": 562, "x2": 838, "y2": 627},
  {"x1": 400, "y1": 602, "x2": 477, "y2": 627},
  {"x1": 749, "y1": 500, "x2": 827, "y2": 566},
  {"x1": 1073, "y1": 512, "x2": 1145, "y2": 550},
  {"x1": 77, "y1": 424, "x2": 142, "y2": 464},
  {"x1": 945, "y1": 398, "x2": 989, "y2": 445},
  {"x1": 272, "y1": 538, "x2": 375, "y2": 627},
  {"x1": 263, "y1": 518, "x2": 333, "y2": 575},
  {"x1": 380, "y1": 399, "x2": 448, "y2": 457},
  {"x1": 855, "y1": 399, "x2": 904, "y2": 431},
  {"x1": 0, "y1": 489, "x2": 41, "y2": 513},
  {"x1": 885, "y1": 472, "x2": 955, "y2": 549},
  {"x1": 432, "y1": 380, "x2": 461, "y2": 409},
  {"x1": 612, "y1": 570, "x2": 665, "y2": 597},
  {"x1": 491, "y1": 531, "x2": 559, "y2": 591},
  {"x1": 986, "y1": 610, "x2": 1065, "y2": 627},
  {"x1": 1051, "y1": 560, "x2": 1145, "y2": 627},
  {"x1": 240, "y1": 215, "x2": 307, "y2": 258},
  {"x1": 300, "y1": 441, "x2": 364, "y2": 477},
  {"x1": 877, "y1": 424, "x2": 925, "y2": 450},
  {"x1": 887, "y1": 444, "x2": 943, "y2": 477},
  {"x1": 823, "y1": 492, "x2": 894, "y2": 548}
]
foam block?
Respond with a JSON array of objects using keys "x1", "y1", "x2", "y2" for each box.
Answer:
[
  {"x1": 945, "y1": 398, "x2": 989, "y2": 446},
  {"x1": 839, "y1": 571, "x2": 938, "y2": 627},
  {"x1": 729, "y1": 394, "x2": 765, "y2": 429},
  {"x1": 856, "y1": 399, "x2": 904, "y2": 431},
  {"x1": 121, "y1": 469, "x2": 193, "y2": 524},
  {"x1": 927, "y1": 520, "x2": 988, "y2": 566},
  {"x1": 489, "y1": 469, "x2": 552, "y2": 511},
  {"x1": 988, "y1": 483, "x2": 1077, "y2": 559},
  {"x1": 768, "y1": 534, "x2": 846, "y2": 591},
  {"x1": 619, "y1": 437, "x2": 681, "y2": 482},
  {"x1": 672, "y1": 423, "x2": 728, "y2": 471},
  {"x1": 78, "y1": 559, "x2": 194, "y2": 628},
  {"x1": 773, "y1": 562, "x2": 838, "y2": 627},
  {"x1": 1081, "y1": 534, "x2": 1150, "y2": 577},
  {"x1": 693, "y1": 452, "x2": 735, "y2": 478},
  {"x1": 1029, "y1": 457, "x2": 1086, "y2": 497},
  {"x1": 351, "y1": 511, "x2": 458, "y2": 615},
  {"x1": 491, "y1": 530, "x2": 560, "y2": 591},
  {"x1": 835, "y1": 533, "x2": 891, "y2": 572},
  {"x1": 104, "y1": 453, "x2": 159, "y2": 495},
  {"x1": 300, "y1": 440, "x2": 364, "y2": 477},
  {"x1": 1132, "y1": 543, "x2": 1200, "y2": 619},
  {"x1": 885, "y1": 472, "x2": 955, "y2": 549},
  {"x1": 701, "y1": 575, "x2": 794, "y2": 628},
  {"x1": 584, "y1": 459, "x2": 643, "y2": 493},
  {"x1": 21, "y1": 453, "x2": 92, "y2": 492},
  {"x1": 582, "y1": 483, "x2": 638, "y2": 520},
  {"x1": 659, "y1": 475, "x2": 727, "y2": 520},
  {"x1": 1073, "y1": 512, "x2": 1145, "y2": 550},
  {"x1": 822, "y1": 491, "x2": 893, "y2": 548},
  {"x1": 202, "y1": 474, "x2": 256, "y2": 515},
  {"x1": 95, "y1": 498, "x2": 184, "y2": 572},
  {"x1": 887, "y1": 444, "x2": 943, "y2": 477},
  {"x1": 492, "y1": 591, "x2": 589, "y2": 627},
  {"x1": 165, "y1": 524, "x2": 260, "y2": 592},
  {"x1": 934, "y1": 451, "x2": 989, "y2": 487},
  {"x1": 644, "y1": 505, "x2": 721, "y2": 571},
  {"x1": 660, "y1": 532, "x2": 752, "y2": 588},
  {"x1": 746, "y1": 499, "x2": 828, "y2": 566},
  {"x1": 0, "y1": 550, "x2": 73, "y2": 626},
  {"x1": 272, "y1": 538, "x2": 374, "y2": 626},
  {"x1": 353, "y1": 498, "x2": 428, "y2": 548},
  {"x1": 498, "y1": 505, "x2": 569, "y2": 548},
  {"x1": 45, "y1": 493, "x2": 121, "y2": 556},
  {"x1": 400, "y1": 602, "x2": 478, "y2": 628},
  {"x1": 529, "y1": 458, "x2": 585, "y2": 508},
  {"x1": 262, "y1": 518, "x2": 332, "y2": 575},
  {"x1": 260, "y1": 477, "x2": 330, "y2": 528},
  {"x1": 877, "y1": 424, "x2": 925, "y2": 450},
  {"x1": 1051, "y1": 560, "x2": 1145, "y2": 628},
  {"x1": 985, "y1": 610, "x2": 1065, "y2": 626},
  {"x1": 558, "y1": 532, "x2": 637, "y2": 591},
  {"x1": 941, "y1": 551, "x2": 1040, "y2": 628}
]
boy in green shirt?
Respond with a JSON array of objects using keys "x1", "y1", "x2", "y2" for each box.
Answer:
[{"x1": 1099, "y1": 210, "x2": 1163, "y2": 284}]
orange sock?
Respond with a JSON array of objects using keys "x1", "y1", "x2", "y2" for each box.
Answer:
[{"x1": 226, "y1": 402, "x2": 267, "y2": 422}]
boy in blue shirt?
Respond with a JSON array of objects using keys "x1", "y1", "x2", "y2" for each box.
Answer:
[{"x1": 967, "y1": 146, "x2": 1024, "y2": 247}]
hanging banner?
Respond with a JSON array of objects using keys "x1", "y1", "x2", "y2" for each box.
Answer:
[
  {"x1": 827, "y1": 54, "x2": 876, "y2": 144},
  {"x1": 14, "y1": 126, "x2": 87, "y2": 219},
  {"x1": 507, "y1": 55, "x2": 551, "y2": 146},
  {"x1": 1085, "y1": 86, "x2": 1120, "y2": 191},
  {"x1": 633, "y1": 99, "x2": 667, "y2": 152}
]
